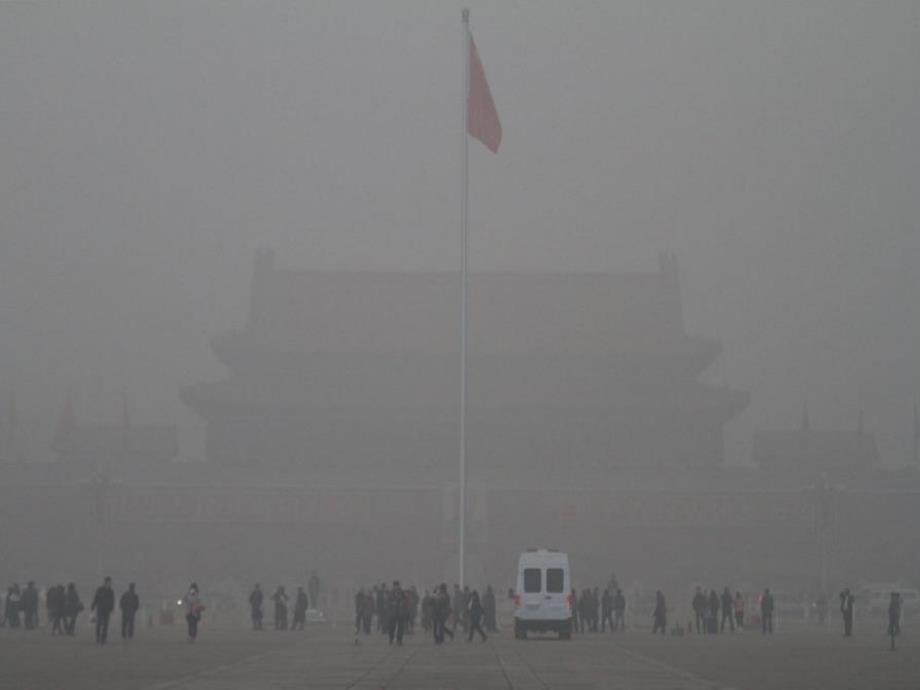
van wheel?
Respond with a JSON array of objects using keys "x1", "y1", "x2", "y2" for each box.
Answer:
[{"x1": 514, "y1": 621, "x2": 526, "y2": 640}]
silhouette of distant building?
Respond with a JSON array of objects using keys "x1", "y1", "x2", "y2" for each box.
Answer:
[{"x1": 182, "y1": 250, "x2": 748, "y2": 472}]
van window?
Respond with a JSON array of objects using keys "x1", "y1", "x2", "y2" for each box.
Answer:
[
  {"x1": 546, "y1": 568, "x2": 564, "y2": 593},
  {"x1": 523, "y1": 568, "x2": 542, "y2": 593}
]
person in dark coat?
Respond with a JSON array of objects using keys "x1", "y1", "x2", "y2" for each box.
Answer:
[
  {"x1": 708, "y1": 590, "x2": 720, "y2": 634},
  {"x1": 483, "y1": 585, "x2": 497, "y2": 633},
  {"x1": 49, "y1": 585, "x2": 66, "y2": 635},
  {"x1": 249, "y1": 584, "x2": 264, "y2": 630},
  {"x1": 613, "y1": 589, "x2": 626, "y2": 631},
  {"x1": 185, "y1": 583, "x2": 203, "y2": 641},
  {"x1": 840, "y1": 588, "x2": 855, "y2": 637},
  {"x1": 361, "y1": 587, "x2": 374, "y2": 634},
  {"x1": 452, "y1": 585, "x2": 464, "y2": 632},
  {"x1": 4, "y1": 585, "x2": 21, "y2": 628},
  {"x1": 692, "y1": 587, "x2": 706, "y2": 634},
  {"x1": 119, "y1": 583, "x2": 140, "y2": 640},
  {"x1": 376, "y1": 584, "x2": 388, "y2": 634},
  {"x1": 388, "y1": 581, "x2": 408, "y2": 646},
  {"x1": 64, "y1": 583, "x2": 83, "y2": 635},
  {"x1": 354, "y1": 589, "x2": 366, "y2": 635},
  {"x1": 591, "y1": 587, "x2": 601, "y2": 632},
  {"x1": 272, "y1": 586, "x2": 288, "y2": 630},
  {"x1": 292, "y1": 587, "x2": 308, "y2": 630},
  {"x1": 720, "y1": 587, "x2": 735, "y2": 632},
  {"x1": 91, "y1": 577, "x2": 116, "y2": 644},
  {"x1": 466, "y1": 590, "x2": 488, "y2": 642},
  {"x1": 407, "y1": 586, "x2": 419, "y2": 634},
  {"x1": 601, "y1": 588, "x2": 614, "y2": 633},
  {"x1": 22, "y1": 581, "x2": 39, "y2": 630},
  {"x1": 652, "y1": 591, "x2": 667, "y2": 635},
  {"x1": 889, "y1": 592, "x2": 901, "y2": 651},
  {"x1": 570, "y1": 588, "x2": 579, "y2": 633},
  {"x1": 421, "y1": 590, "x2": 434, "y2": 633},
  {"x1": 433, "y1": 583, "x2": 454, "y2": 644}
]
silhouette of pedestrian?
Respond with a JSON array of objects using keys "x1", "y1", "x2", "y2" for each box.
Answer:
[
  {"x1": 119, "y1": 583, "x2": 139, "y2": 640},
  {"x1": 91, "y1": 577, "x2": 115, "y2": 644}
]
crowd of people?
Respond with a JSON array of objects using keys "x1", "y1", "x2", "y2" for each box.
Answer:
[
  {"x1": 350, "y1": 581, "x2": 497, "y2": 645},
  {"x1": 689, "y1": 586, "x2": 748, "y2": 634},
  {"x1": 1, "y1": 577, "x2": 202, "y2": 643},
  {"x1": 570, "y1": 586, "x2": 627, "y2": 632},
  {"x1": 1, "y1": 575, "x2": 904, "y2": 650},
  {"x1": 247, "y1": 584, "x2": 310, "y2": 631}
]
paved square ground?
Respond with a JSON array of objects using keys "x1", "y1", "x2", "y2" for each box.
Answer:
[{"x1": 0, "y1": 621, "x2": 916, "y2": 689}]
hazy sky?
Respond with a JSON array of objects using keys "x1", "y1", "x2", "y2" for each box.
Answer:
[{"x1": 1, "y1": 1, "x2": 918, "y2": 464}]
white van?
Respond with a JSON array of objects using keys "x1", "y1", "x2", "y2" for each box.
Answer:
[{"x1": 513, "y1": 549, "x2": 572, "y2": 639}]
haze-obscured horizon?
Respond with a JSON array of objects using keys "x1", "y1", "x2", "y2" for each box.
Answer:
[{"x1": 1, "y1": 1, "x2": 918, "y2": 466}]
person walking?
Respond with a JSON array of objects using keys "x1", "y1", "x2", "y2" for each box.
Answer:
[
  {"x1": 840, "y1": 588, "x2": 855, "y2": 637},
  {"x1": 888, "y1": 592, "x2": 901, "y2": 651},
  {"x1": 376, "y1": 584, "x2": 388, "y2": 635},
  {"x1": 733, "y1": 591, "x2": 745, "y2": 630},
  {"x1": 433, "y1": 583, "x2": 454, "y2": 645},
  {"x1": 613, "y1": 589, "x2": 626, "y2": 631},
  {"x1": 119, "y1": 583, "x2": 140, "y2": 640},
  {"x1": 5, "y1": 585, "x2": 21, "y2": 628},
  {"x1": 451, "y1": 585, "x2": 465, "y2": 633},
  {"x1": 292, "y1": 587, "x2": 308, "y2": 631},
  {"x1": 720, "y1": 587, "x2": 735, "y2": 633},
  {"x1": 272, "y1": 586, "x2": 288, "y2": 630},
  {"x1": 467, "y1": 590, "x2": 488, "y2": 642},
  {"x1": 90, "y1": 577, "x2": 116, "y2": 645},
  {"x1": 185, "y1": 583, "x2": 203, "y2": 641},
  {"x1": 570, "y1": 588, "x2": 579, "y2": 634},
  {"x1": 63, "y1": 583, "x2": 83, "y2": 635},
  {"x1": 49, "y1": 584, "x2": 66, "y2": 636},
  {"x1": 708, "y1": 590, "x2": 720, "y2": 634},
  {"x1": 21, "y1": 581, "x2": 39, "y2": 630},
  {"x1": 692, "y1": 587, "x2": 706, "y2": 634},
  {"x1": 249, "y1": 584, "x2": 264, "y2": 630},
  {"x1": 483, "y1": 585, "x2": 497, "y2": 633},
  {"x1": 388, "y1": 581, "x2": 407, "y2": 646},
  {"x1": 354, "y1": 588, "x2": 366, "y2": 635},
  {"x1": 591, "y1": 588, "x2": 599, "y2": 632},
  {"x1": 652, "y1": 591, "x2": 667, "y2": 635},
  {"x1": 361, "y1": 587, "x2": 374, "y2": 634},
  {"x1": 601, "y1": 588, "x2": 614, "y2": 633},
  {"x1": 407, "y1": 586, "x2": 419, "y2": 634}
]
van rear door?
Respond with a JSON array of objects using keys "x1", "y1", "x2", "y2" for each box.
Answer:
[
  {"x1": 522, "y1": 566, "x2": 544, "y2": 613},
  {"x1": 544, "y1": 566, "x2": 569, "y2": 617}
]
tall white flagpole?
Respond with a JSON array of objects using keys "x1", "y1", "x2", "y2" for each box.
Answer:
[{"x1": 459, "y1": 7, "x2": 471, "y2": 588}]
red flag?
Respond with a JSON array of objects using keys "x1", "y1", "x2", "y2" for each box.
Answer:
[{"x1": 468, "y1": 34, "x2": 501, "y2": 153}]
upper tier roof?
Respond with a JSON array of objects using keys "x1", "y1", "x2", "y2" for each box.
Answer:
[{"x1": 236, "y1": 251, "x2": 697, "y2": 360}]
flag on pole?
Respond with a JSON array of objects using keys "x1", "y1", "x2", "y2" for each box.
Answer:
[{"x1": 467, "y1": 34, "x2": 501, "y2": 153}]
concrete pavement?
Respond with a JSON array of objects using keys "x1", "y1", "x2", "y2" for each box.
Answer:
[{"x1": 1, "y1": 621, "x2": 916, "y2": 689}]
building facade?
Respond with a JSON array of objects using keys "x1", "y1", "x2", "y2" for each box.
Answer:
[{"x1": 181, "y1": 251, "x2": 748, "y2": 472}]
